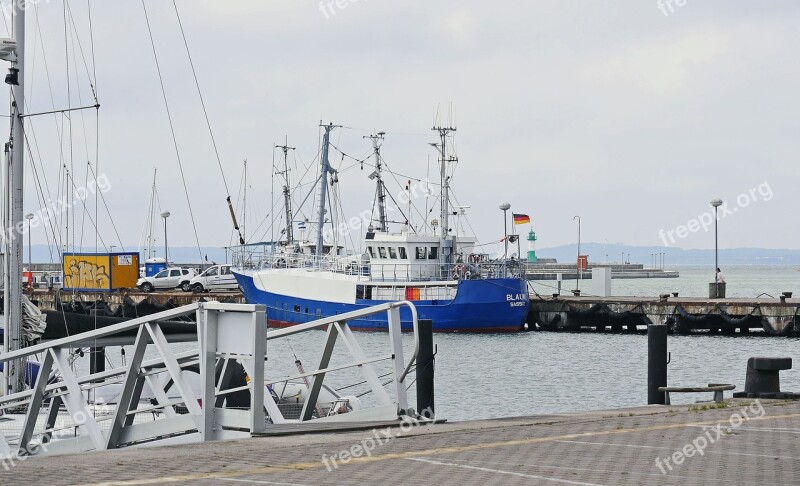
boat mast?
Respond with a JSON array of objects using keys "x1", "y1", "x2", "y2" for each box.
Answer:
[
  {"x1": 275, "y1": 137, "x2": 296, "y2": 243},
  {"x1": 365, "y1": 132, "x2": 387, "y2": 232},
  {"x1": 432, "y1": 125, "x2": 456, "y2": 264},
  {"x1": 242, "y1": 159, "x2": 247, "y2": 242},
  {"x1": 316, "y1": 123, "x2": 337, "y2": 257},
  {"x1": 147, "y1": 168, "x2": 157, "y2": 259},
  {"x1": 3, "y1": 0, "x2": 26, "y2": 394}
]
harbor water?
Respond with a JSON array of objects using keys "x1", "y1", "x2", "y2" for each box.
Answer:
[
  {"x1": 91, "y1": 265, "x2": 800, "y2": 422},
  {"x1": 529, "y1": 264, "x2": 798, "y2": 298}
]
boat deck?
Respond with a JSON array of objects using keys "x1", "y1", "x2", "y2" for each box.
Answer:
[{"x1": 2, "y1": 399, "x2": 798, "y2": 484}]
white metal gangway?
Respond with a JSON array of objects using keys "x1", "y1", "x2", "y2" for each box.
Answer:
[{"x1": 0, "y1": 300, "x2": 419, "y2": 459}]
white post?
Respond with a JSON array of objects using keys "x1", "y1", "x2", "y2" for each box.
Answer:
[
  {"x1": 249, "y1": 306, "x2": 266, "y2": 433},
  {"x1": 198, "y1": 304, "x2": 217, "y2": 441},
  {"x1": 387, "y1": 306, "x2": 408, "y2": 413}
]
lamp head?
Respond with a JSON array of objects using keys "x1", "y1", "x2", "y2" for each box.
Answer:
[
  {"x1": 499, "y1": 203, "x2": 511, "y2": 211},
  {"x1": 710, "y1": 198, "x2": 723, "y2": 208}
]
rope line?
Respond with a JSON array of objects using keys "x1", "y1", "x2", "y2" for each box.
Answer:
[{"x1": 141, "y1": 0, "x2": 204, "y2": 262}]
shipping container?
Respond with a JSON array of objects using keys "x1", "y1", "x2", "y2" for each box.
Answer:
[{"x1": 62, "y1": 252, "x2": 140, "y2": 291}]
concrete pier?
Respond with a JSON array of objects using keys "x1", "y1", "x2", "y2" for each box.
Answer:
[
  {"x1": 1, "y1": 399, "x2": 798, "y2": 484},
  {"x1": 530, "y1": 295, "x2": 800, "y2": 335},
  {"x1": 524, "y1": 263, "x2": 679, "y2": 281},
  {"x1": 30, "y1": 289, "x2": 244, "y2": 312}
]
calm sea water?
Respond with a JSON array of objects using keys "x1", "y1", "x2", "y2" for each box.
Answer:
[
  {"x1": 96, "y1": 265, "x2": 800, "y2": 422},
  {"x1": 529, "y1": 264, "x2": 799, "y2": 299}
]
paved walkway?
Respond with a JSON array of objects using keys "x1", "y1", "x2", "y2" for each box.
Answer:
[{"x1": 2, "y1": 399, "x2": 799, "y2": 485}]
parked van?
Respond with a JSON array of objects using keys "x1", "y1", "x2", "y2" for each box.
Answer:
[{"x1": 189, "y1": 264, "x2": 240, "y2": 292}]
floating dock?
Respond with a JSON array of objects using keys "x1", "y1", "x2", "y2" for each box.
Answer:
[
  {"x1": 1, "y1": 399, "x2": 797, "y2": 484},
  {"x1": 530, "y1": 295, "x2": 800, "y2": 335}
]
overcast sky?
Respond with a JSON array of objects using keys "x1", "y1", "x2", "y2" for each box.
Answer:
[{"x1": 4, "y1": 0, "x2": 799, "y2": 257}]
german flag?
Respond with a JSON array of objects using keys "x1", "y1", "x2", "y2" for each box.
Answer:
[{"x1": 513, "y1": 213, "x2": 530, "y2": 225}]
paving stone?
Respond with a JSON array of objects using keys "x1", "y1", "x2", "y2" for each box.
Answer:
[{"x1": 1, "y1": 399, "x2": 798, "y2": 485}]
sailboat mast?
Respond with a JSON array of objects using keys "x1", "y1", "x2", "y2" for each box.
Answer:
[
  {"x1": 275, "y1": 138, "x2": 295, "y2": 243},
  {"x1": 365, "y1": 132, "x2": 387, "y2": 232},
  {"x1": 3, "y1": 0, "x2": 26, "y2": 394},
  {"x1": 148, "y1": 169, "x2": 157, "y2": 259},
  {"x1": 242, "y1": 159, "x2": 247, "y2": 242},
  {"x1": 316, "y1": 123, "x2": 335, "y2": 257}
]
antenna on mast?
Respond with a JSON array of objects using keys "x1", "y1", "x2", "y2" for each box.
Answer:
[
  {"x1": 275, "y1": 137, "x2": 296, "y2": 243},
  {"x1": 364, "y1": 131, "x2": 387, "y2": 233},
  {"x1": 316, "y1": 122, "x2": 339, "y2": 257},
  {"x1": 431, "y1": 124, "x2": 457, "y2": 265}
]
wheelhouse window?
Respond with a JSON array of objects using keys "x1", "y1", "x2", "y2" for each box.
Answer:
[
  {"x1": 398, "y1": 247, "x2": 407, "y2": 259},
  {"x1": 388, "y1": 247, "x2": 398, "y2": 259},
  {"x1": 415, "y1": 247, "x2": 426, "y2": 260},
  {"x1": 368, "y1": 246, "x2": 376, "y2": 258},
  {"x1": 378, "y1": 247, "x2": 388, "y2": 259},
  {"x1": 428, "y1": 247, "x2": 439, "y2": 260}
]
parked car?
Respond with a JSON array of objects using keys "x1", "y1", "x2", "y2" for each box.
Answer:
[
  {"x1": 137, "y1": 267, "x2": 197, "y2": 293},
  {"x1": 189, "y1": 264, "x2": 240, "y2": 292}
]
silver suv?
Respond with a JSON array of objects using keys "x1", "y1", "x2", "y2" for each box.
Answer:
[
  {"x1": 189, "y1": 264, "x2": 240, "y2": 292},
  {"x1": 137, "y1": 267, "x2": 198, "y2": 293}
]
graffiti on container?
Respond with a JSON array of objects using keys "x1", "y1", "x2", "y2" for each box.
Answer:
[{"x1": 64, "y1": 259, "x2": 110, "y2": 289}]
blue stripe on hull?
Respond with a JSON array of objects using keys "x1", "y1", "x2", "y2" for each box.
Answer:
[{"x1": 234, "y1": 273, "x2": 529, "y2": 333}]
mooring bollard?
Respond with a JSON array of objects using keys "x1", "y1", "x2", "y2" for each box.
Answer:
[
  {"x1": 648, "y1": 324, "x2": 668, "y2": 405},
  {"x1": 416, "y1": 319, "x2": 435, "y2": 418},
  {"x1": 89, "y1": 308, "x2": 106, "y2": 374}
]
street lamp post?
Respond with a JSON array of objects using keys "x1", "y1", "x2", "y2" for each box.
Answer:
[
  {"x1": 25, "y1": 213, "x2": 34, "y2": 275},
  {"x1": 161, "y1": 211, "x2": 171, "y2": 263},
  {"x1": 573, "y1": 215, "x2": 581, "y2": 292},
  {"x1": 710, "y1": 198, "x2": 723, "y2": 297},
  {"x1": 500, "y1": 203, "x2": 511, "y2": 277}
]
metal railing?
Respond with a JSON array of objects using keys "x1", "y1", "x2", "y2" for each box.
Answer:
[
  {"x1": 0, "y1": 300, "x2": 420, "y2": 458},
  {"x1": 232, "y1": 245, "x2": 520, "y2": 282}
]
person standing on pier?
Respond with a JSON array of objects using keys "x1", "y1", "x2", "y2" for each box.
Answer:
[{"x1": 716, "y1": 268, "x2": 726, "y2": 284}]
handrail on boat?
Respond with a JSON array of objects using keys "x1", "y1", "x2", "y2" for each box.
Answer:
[{"x1": 230, "y1": 243, "x2": 525, "y2": 281}]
